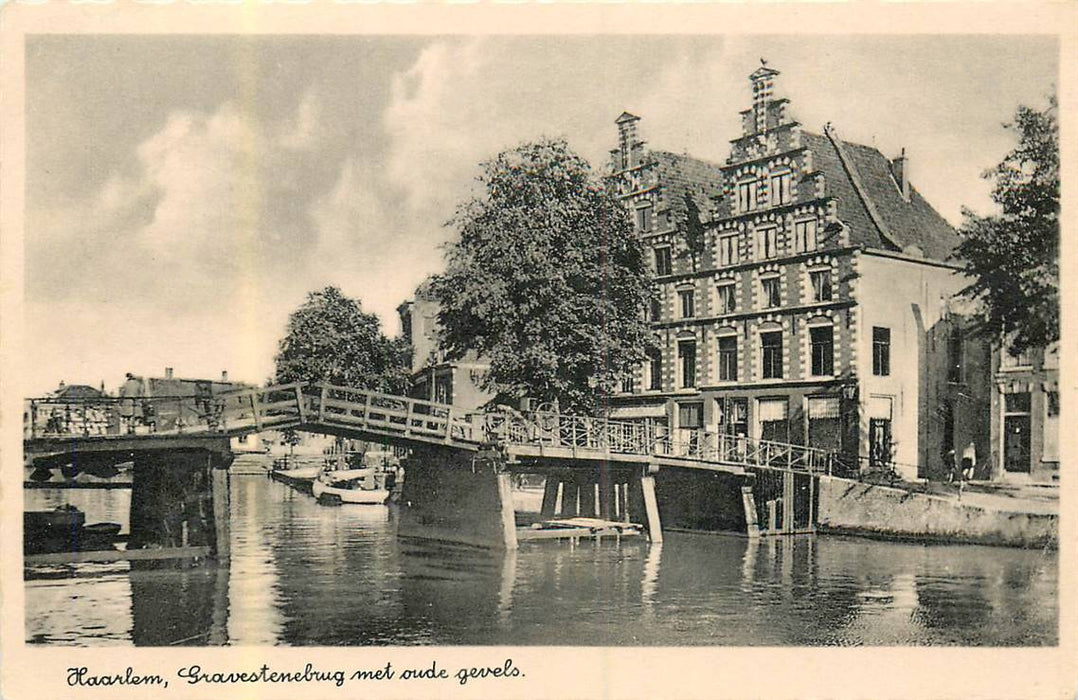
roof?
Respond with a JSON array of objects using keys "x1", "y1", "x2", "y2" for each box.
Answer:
[
  {"x1": 51, "y1": 384, "x2": 104, "y2": 399},
  {"x1": 801, "y1": 130, "x2": 960, "y2": 261},
  {"x1": 649, "y1": 150, "x2": 726, "y2": 224}
]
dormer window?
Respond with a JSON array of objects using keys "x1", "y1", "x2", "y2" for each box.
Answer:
[
  {"x1": 769, "y1": 169, "x2": 792, "y2": 206},
  {"x1": 737, "y1": 179, "x2": 758, "y2": 213}
]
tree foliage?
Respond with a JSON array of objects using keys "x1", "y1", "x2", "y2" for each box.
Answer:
[
  {"x1": 275, "y1": 286, "x2": 410, "y2": 394},
  {"x1": 432, "y1": 139, "x2": 653, "y2": 414},
  {"x1": 957, "y1": 98, "x2": 1059, "y2": 354},
  {"x1": 680, "y1": 192, "x2": 707, "y2": 272}
]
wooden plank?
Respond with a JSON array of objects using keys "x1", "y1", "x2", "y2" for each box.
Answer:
[{"x1": 24, "y1": 546, "x2": 211, "y2": 566}]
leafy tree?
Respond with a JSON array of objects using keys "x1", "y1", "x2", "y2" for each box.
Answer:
[
  {"x1": 274, "y1": 286, "x2": 410, "y2": 394},
  {"x1": 432, "y1": 139, "x2": 653, "y2": 414},
  {"x1": 957, "y1": 98, "x2": 1059, "y2": 354},
  {"x1": 680, "y1": 193, "x2": 707, "y2": 272}
]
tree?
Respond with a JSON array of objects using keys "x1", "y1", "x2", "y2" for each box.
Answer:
[
  {"x1": 432, "y1": 139, "x2": 653, "y2": 414},
  {"x1": 680, "y1": 192, "x2": 707, "y2": 272},
  {"x1": 957, "y1": 97, "x2": 1059, "y2": 355},
  {"x1": 274, "y1": 286, "x2": 410, "y2": 394}
]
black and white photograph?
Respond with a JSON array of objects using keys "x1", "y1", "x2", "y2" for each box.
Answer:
[{"x1": 1, "y1": 6, "x2": 1074, "y2": 699}]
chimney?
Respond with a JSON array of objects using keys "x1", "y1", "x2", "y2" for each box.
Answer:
[
  {"x1": 615, "y1": 112, "x2": 642, "y2": 170},
  {"x1": 891, "y1": 148, "x2": 910, "y2": 201},
  {"x1": 165, "y1": 367, "x2": 174, "y2": 379},
  {"x1": 221, "y1": 371, "x2": 229, "y2": 383}
]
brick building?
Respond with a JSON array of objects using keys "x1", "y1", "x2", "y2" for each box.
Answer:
[{"x1": 608, "y1": 63, "x2": 978, "y2": 480}]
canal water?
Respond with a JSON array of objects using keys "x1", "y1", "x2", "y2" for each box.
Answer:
[{"x1": 25, "y1": 472, "x2": 1058, "y2": 647}]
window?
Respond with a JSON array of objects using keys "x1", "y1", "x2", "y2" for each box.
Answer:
[
  {"x1": 678, "y1": 341, "x2": 697, "y2": 388},
  {"x1": 737, "y1": 179, "x2": 758, "y2": 213},
  {"x1": 678, "y1": 402, "x2": 703, "y2": 429},
  {"x1": 807, "y1": 396, "x2": 842, "y2": 451},
  {"x1": 718, "y1": 233, "x2": 739, "y2": 267},
  {"x1": 756, "y1": 227, "x2": 778, "y2": 259},
  {"x1": 947, "y1": 332, "x2": 963, "y2": 383},
  {"x1": 717, "y1": 397, "x2": 748, "y2": 436},
  {"x1": 758, "y1": 398, "x2": 789, "y2": 442},
  {"x1": 1047, "y1": 391, "x2": 1059, "y2": 417},
  {"x1": 620, "y1": 375, "x2": 634, "y2": 394},
  {"x1": 761, "y1": 275, "x2": 781, "y2": 309},
  {"x1": 810, "y1": 325, "x2": 834, "y2": 376},
  {"x1": 636, "y1": 206, "x2": 653, "y2": 233},
  {"x1": 1044, "y1": 390, "x2": 1059, "y2": 462},
  {"x1": 794, "y1": 219, "x2": 818, "y2": 253},
  {"x1": 718, "y1": 335, "x2": 738, "y2": 382},
  {"x1": 1000, "y1": 345, "x2": 1032, "y2": 369},
  {"x1": 716, "y1": 282, "x2": 736, "y2": 314},
  {"x1": 769, "y1": 169, "x2": 792, "y2": 206},
  {"x1": 761, "y1": 331, "x2": 783, "y2": 379},
  {"x1": 647, "y1": 349, "x2": 663, "y2": 391},
  {"x1": 1003, "y1": 391, "x2": 1032, "y2": 473},
  {"x1": 679, "y1": 289, "x2": 695, "y2": 318},
  {"x1": 649, "y1": 296, "x2": 662, "y2": 322},
  {"x1": 809, "y1": 269, "x2": 832, "y2": 302},
  {"x1": 654, "y1": 246, "x2": 672, "y2": 276},
  {"x1": 872, "y1": 327, "x2": 891, "y2": 376}
]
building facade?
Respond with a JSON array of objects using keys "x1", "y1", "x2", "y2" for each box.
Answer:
[
  {"x1": 991, "y1": 340, "x2": 1059, "y2": 483},
  {"x1": 397, "y1": 279, "x2": 490, "y2": 411},
  {"x1": 608, "y1": 63, "x2": 975, "y2": 481}
]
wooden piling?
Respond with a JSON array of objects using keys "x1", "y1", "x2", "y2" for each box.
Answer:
[
  {"x1": 782, "y1": 470, "x2": 795, "y2": 534},
  {"x1": 211, "y1": 457, "x2": 230, "y2": 564},
  {"x1": 540, "y1": 477, "x2": 560, "y2": 517},
  {"x1": 640, "y1": 475, "x2": 663, "y2": 544},
  {"x1": 496, "y1": 472, "x2": 519, "y2": 550},
  {"x1": 741, "y1": 485, "x2": 760, "y2": 538}
]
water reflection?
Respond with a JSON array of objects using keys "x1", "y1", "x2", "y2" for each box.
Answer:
[{"x1": 25, "y1": 474, "x2": 1058, "y2": 647}]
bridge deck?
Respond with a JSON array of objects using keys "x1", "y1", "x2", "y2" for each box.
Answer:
[{"x1": 24, "y1": 382, "x2": 835, "y2": 474}]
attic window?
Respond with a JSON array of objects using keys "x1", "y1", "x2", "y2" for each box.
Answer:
[{"x1": 737, "y1": 179, "x2": 758, "y2": 213}]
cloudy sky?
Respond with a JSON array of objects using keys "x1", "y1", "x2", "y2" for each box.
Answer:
[{"x1": 25, "y1": 34, "x2": 1056, "y2": 394}]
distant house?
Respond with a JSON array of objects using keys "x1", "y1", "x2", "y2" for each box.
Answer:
[
  {"x1": 607, "y1": 63, "x2": 977, "y2": 481},
  {"x1": 49, "y1": 382, "x2": 105, "y2": 400},
  {"x1": 397, "y1": 278, "x2": 492, "y2": 411}
]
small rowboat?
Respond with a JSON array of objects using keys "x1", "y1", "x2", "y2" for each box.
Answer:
[{"x1": 312, "y1": 476, "x2": 390, "y2": 506}]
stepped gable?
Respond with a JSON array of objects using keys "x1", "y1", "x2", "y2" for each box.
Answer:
[
  {"x1": 802, "y1": 130, "x2": 960, "y2": 261},
  {"x1": 649, "y1": 150, "x2": 726, "y2": 225}
]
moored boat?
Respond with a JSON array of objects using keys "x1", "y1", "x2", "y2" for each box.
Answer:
[{"x1": 311, "y1": 475, "x2": 390, "y2": 505}]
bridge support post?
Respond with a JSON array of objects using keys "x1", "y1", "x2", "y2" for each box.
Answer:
[
  {"x1": 398, "y1": 445, "x2": 519, "y2": 550},
  {"x1": 742, "y1": 485, "x2": 761, "y2": 538},
  {"x1": 640, "y1": 474, "x2": 663, "y2": 544},
  {"x1": 597, "y1": 465, "x2": 615, "y2": 521},
  {"x1": 540, "y1": 477, "x2": 560, "y2": 517}
]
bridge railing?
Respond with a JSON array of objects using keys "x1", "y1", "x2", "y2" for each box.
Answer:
[
  {"x1": 23, "y1": 383, "x2": 305, "y2": 440},
  {"x1": 484, "y1": 410, "x2": 834, "y2": 472},
  {"x1": 306, "y1": 383, "x2": 479, "y2": 444}
]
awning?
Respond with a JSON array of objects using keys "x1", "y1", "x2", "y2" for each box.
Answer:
[
  {"x1": 609, "y1": 404, "x2": 668, "y2": 419},
  {"x1": 757, "y1": 398, "x2": 788, "y2": 421},
  {"x1": 808, "y1": 396, "x2": 841, "y2": 419}
]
